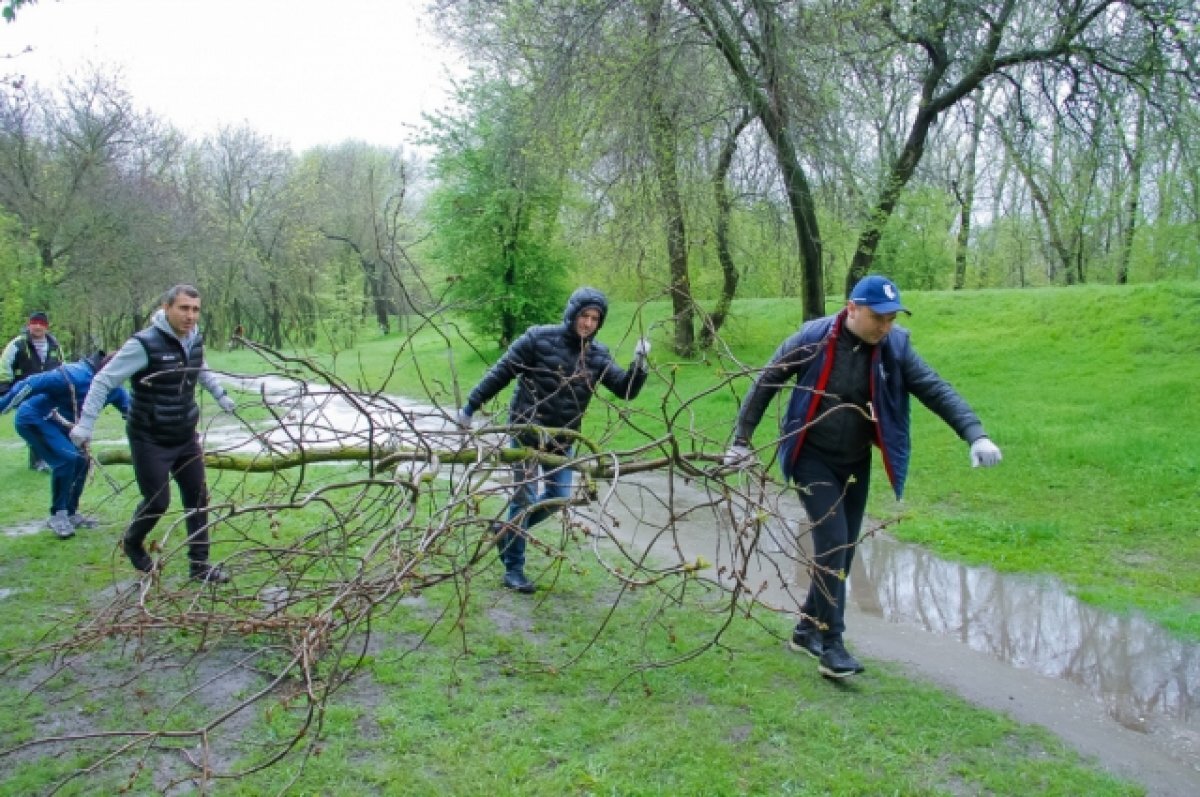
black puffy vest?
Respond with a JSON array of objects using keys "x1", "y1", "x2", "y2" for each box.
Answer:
[
  {"x1": 12, "y1": 332, "x2": 63, "y2": 378},
  {"x1": 127, "y1": 327, "x2": 203, "y2": 444}
]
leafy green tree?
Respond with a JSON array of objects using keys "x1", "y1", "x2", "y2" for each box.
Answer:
[
  {"x1": 424, "y1": 80, "x2": 571, "y2": 347},
  {"x1": 0, "y1": 208, "x2": 41, "y2": 332}
]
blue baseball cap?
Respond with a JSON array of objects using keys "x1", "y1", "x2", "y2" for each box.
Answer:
[{"x1": 849, "y1": 275, "x2": 910, "y2": 315}]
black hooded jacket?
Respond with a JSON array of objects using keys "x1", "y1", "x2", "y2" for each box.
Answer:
[{"x1": 465, "y1": 287, "x2": 647, "y2": 449}]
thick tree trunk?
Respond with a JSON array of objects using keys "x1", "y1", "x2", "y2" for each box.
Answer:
[{"x1": 649, "y1": 100, "x2": 695, "y2": 357}]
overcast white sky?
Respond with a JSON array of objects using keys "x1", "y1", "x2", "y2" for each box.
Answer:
[{"x1": 1, "y1": 0, "x2": 464, "y2": 151}]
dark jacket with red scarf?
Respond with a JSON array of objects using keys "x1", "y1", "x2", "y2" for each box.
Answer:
[{"x1": 733, "y1": 310, "x2": 985, "y2": 498}]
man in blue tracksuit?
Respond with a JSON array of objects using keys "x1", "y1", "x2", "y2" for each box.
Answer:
[
  {"x1": 71, "y1": 285, "x2": 236, "y2": 583},
  {"x1": 725, "y1": 275, "x2": 1003, "y2": 678},
  {"x1": 1, "y1": 311, "x2": 66, "y2": 470},
  {"x1": 0, "y1": 352, "x2": 130, "y2": 538}
]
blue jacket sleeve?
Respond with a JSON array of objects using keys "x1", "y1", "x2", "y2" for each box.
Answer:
[
  {"x1": 105, "y1": 386, "x2": 132, "y2": 418},
  {"x1": 0, "y1": 369, "x2": 65, "y2": 414}
]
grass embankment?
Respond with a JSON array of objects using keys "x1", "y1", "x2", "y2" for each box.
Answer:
[{"x1": 0, "y1": 281, "x2": 1190, "y2": 794}]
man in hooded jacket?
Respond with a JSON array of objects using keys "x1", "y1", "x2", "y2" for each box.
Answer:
[
  {"x1": 70, "y1": 285, "x2": 236, "y2": 583},
  {"x1": 458, "y1": 287, "x2": 650, "y2": 593},
  {"x1": 0, "y1": 352, "x2": 130, "y2": 538}
]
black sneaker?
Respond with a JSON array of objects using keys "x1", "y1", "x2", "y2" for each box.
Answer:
[
  {"x1": 818, "y1": 641, "x2": 865, "y2": 679},
  {"x1": 190, "y1": 563, "x2": 231, "y2": 585},
  {"x1": 789, "y1": 626, "x2": 823, "y2": 659},
  {"x1": 501, "y1": 569, "x2": 535, "y2": 594},
  {"x1": 123, "y1": 538, "x2": 155, "y2": 573}
]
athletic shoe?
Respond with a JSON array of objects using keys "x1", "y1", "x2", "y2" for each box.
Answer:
[
  {"x1": 818, "y1": 641, "x2": 865, "y2": 679},
  {"x1": 47, "y1": 511, "x2": 75, "y2": 540},
  {"x1": 789, "y1": 626, "x2": 824, "y2": 659},
  {"x1": 190, "y1": 563, "x2": 231, "y2": 584},
  {"x1": 501, "y1": 569, "x2": 535, "y2": 594},
  {"x1": 68, "y1": 513, "x2": 101, "y2": 529},
  {"x1": 123, "y1": 537, "x2": 155, "y2": 573}
]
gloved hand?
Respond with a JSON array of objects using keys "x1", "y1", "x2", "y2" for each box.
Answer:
[
  {"x1": 0, "y1": 382, "x2": 32, "y2": 414},
  {"x1": 455, "y1": 407, "x2": 474, "y2": 431},
  {"x1": 969, "y1": 437, "x2": 1002, "y2": 468},
  {"x1": 69, "y1": 424, "x2": 93, "y2": 449},
  {"x1": 722, "y1": 443, "x2": 755, "y2": 470},
  {"x1": 217, "y1": 394, "x2": 236, "y2": 414},
  {"x1": 633, "y1": 337, "x2": 651, "y2": 369}
]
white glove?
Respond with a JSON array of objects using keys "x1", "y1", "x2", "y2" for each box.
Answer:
[
  {"x1": 722, "y1": 444, "x2": 754, "y2": 470},
  {"x1": 969, "y1": 438, "x2": 1002, "y2": 468},
  {"x1": 70, "y1": 424, "x2": 93, "y2": 449},
  {"x1": 217, "y1": 394, "x2": 236, "y2": 413},
  {"x1": 633, "y1": 337, "x2": 651, "y2": 367},
  {"x1": 455, "y1": 407, "x2": 474, "y2": 431}
]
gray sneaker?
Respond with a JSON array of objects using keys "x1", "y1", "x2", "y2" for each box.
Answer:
[
  {"x1": 47, "y1": 511, "x2": 75, "y2": 539},
  {"x1": 68, "y1": 513, "x2": 101, "y2": 529}
]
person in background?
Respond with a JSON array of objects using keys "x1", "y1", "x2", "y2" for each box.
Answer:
[
  {"x1": 1, "y1": 311, "x2": 65, "y2": 471},
  {"x1": 724, "y1": 275, "x2": 1002, "y2": 679},
  {"x1": 0, "y1": 351, "x2": 130, "y2": 538},
  {"x1": 70, "y1": 285, "x2": 236, "y2": 583},
  {"x1": 457, "y1": 287, "x2": 650, "y2": 594}
]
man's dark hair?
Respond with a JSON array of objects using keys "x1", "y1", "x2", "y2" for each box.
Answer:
[{"x1": 163, "y1": 284, "x2": 201, "y2": 306}]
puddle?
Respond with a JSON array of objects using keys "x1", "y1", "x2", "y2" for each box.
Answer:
[
  {"x1": 852, "y1": 533, "x2": 1199, "y2": 728},
  {"x1": 208, "y1": 375, "x2": 465, "y2": 454},
  {"x1": 3, "y1": 521, "x2": 46, "y2": 538}
]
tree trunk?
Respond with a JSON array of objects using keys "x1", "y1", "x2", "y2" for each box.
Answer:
[
  {"x1": 680, "y1": 0, "x2": 824, "y2": 319},
  {"x1": 700, "y1": 109, "x2": 751, "y2": 349},
  {"x1": 1117, "y1": 95, "x2": 1147, "y2": 285},
  {"x1": 953, "y1": 94, "x2": 986, "y2": 290},
  {"x1": 649, "y1": 98, "x2": 695, "y2": 356}
]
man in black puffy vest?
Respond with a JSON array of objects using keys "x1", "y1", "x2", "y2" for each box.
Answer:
[
  {"x1": 71, "y1": 285, "x2": 237, "y2": 583},
  {"x1": 1, "y1": 311, "x2": 65, "y2": 470},
  {"x1": 457, "y1": 287, "x2": 651, "y2": 594}
]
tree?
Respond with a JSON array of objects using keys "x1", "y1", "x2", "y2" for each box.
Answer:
[
  {"x1": 309, "y1": 142, "x2": 416, "y2": 335},
  {"x1": 424, "y1": 79, "x2": 572, "y2": 348},
  {"x1": 677, "y1": 0, "x2": 827, "y2": 318},
  {"x1": 840, "y1": 0, "x2": 1199, "y2": 293}
]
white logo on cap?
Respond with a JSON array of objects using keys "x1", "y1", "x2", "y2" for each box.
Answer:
[{"x1": 884, "y1": 284, "x2": 896, "y2": 300}]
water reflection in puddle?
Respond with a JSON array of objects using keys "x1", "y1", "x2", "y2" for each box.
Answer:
[{"x1": 851, "y1": 532, "x2": 1198, "y2": 728}]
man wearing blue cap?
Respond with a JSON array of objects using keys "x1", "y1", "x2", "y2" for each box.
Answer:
[{"x1": 724, "y1": 275, "x2": 1002, "y2": 678}]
